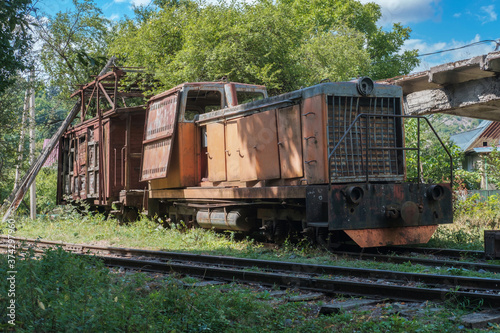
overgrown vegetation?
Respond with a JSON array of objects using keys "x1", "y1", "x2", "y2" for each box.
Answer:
[
  {"x1": 427, "y1": 193, "x2": 500, "y2": 250},
  {"x1": 0, "y1": 245, "x2": 492, "y2": 332},
  {"x1": 111, "y1": 0, "x2": 418, "y2": 95}
]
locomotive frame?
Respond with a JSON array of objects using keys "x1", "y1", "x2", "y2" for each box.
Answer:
[{"x1": 57, "y1": 70, "x2": 453, "y2": 247}]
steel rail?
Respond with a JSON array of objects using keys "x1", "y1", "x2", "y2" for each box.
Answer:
[
  {"x1": 331, "y1": 251, "x2": 499, "y2": 273},
  {"x1": 97, "y1": 255, "x2": 500, "y2": 308},
  {"x1": 2, "y1": 236, "x2": 500, "y2": 293},
  {"x1": 338, "y1": 244, "x2": 485, "y2": 259}
]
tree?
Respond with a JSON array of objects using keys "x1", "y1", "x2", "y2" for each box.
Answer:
[
  {"x1": 404, "y1": 118, "x2": 462, "y2": 186},
  {"x1": 109, "y1": 0, "x2": 418, "y2": 95},
  {"x1": 34, "y1": 0, "x2": 114, "y2": 99},
  {"x1": 285, "y1": 0, "x2": 418, "y2": 80},
  {"x1": 0, "y1": 0, "x2": 34, "y2": 94},
  {"x1": 0, "y1": 78, "x2": 32, "y2": 201}
]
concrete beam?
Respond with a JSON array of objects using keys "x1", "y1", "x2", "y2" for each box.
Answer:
[
  {"x1": 390, "y1": 51, "x2": 500, "y2": 121},
  {"x1": 404, "y1": 76, "x2": 500, "y2": 121},
  {"x1": 392, "y1": 51, "x2": 500, "y2": 94}
]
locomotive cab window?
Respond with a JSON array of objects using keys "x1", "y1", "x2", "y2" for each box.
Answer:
[
  {"x1": 183, "y1": 89, "x2": 223, "y2": 122},
  {"x1": 236, "y1": 91, "x2": 265, "y2": 104}
]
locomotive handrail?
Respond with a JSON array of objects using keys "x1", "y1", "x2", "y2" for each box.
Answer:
[
  {"x1": 328, "y1": 113, "x2": 453, "y2": 188},
  {"x1": 196, "y1": 98, "x2": 296, "y2": 125}
]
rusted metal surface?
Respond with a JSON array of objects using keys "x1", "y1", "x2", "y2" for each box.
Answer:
[
  {"x1": 305, "y1": 185, "x2": 329, "y2": 224},
  {"x1": 328, "y1": 113, "x2": 453, "y2": 187},
  {"x1": 277, "y1": 105, "x2": 304, "y2": 179},
  {"x1": 327, "y1": 94, "x2": 404, "y2": 183},
  {"x1": 344, "y1": 225, "x2": 438, "y2": 247},
  {"x1": 301, "y1": 94, "x2": 327, "y2": 184},
  {"x1": 150, "y1": 185, "x2": 307, "y2": 200},
  {"x1": 148, "y1": 123, "x2": 197, "y2": 189},
  {"x1": 484, "y1": 230, "x2": 500, "y2": 259},
  {"x1": 225, "y1": 120, "x2": 240, "y2": 181},
  {"x1": 141, "y1": 92, "x2": 179, "y2": 181},
  {"x1": 237, "y1": 109, "x2": 280, "y2": 181},
  {"x1": 56, "y1": 68, "x2": 147, "y2": 207},
  {"x1": 206, "y1": 122, "x2": 226, "y2": 181},
  {"x1": 328, "y1": 183, "x2": 453, "y2": 231}
]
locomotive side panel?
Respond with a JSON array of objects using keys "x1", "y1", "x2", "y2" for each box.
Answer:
[
  {"x1": 237, "y1": 109, "x2": 280, "y2": 182},
  {"x1": 149, "y1": 122, "x2": 197, "y2": 189},
  {"x1": 225, "y1": 120, "x2": 240, "y2": 181},
  {"x1": 276, "y1": 105, "x2": 303, "y2": 179},
  {"x1": 206, "y1": 122, "x2": 226, "y2": 182},
  {"x1": 301, "y1": 94, "x2": 328, "y2": 184}
]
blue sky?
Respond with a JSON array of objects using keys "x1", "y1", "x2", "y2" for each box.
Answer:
[
  {"x1": 37, "y1": 0, "x2": 500, "y2": 73},
  {"x1": 361, "y1": 0, "x2": 500, "y2": 71}
]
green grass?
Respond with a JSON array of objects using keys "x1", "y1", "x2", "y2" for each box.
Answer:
[
  {"x1": 426, "y1": 194, "x2": 500, "y2": 251},
  {"x1": 3, "y1": 206, "x2": 500, "y2": 281},
  {"x1": 3, "y1": 200, "x2": 500, "y2": 331},
  {"x1": 0, "y1": 248, "x2": 492, "y2": 332}
]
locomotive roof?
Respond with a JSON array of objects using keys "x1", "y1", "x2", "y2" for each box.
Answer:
[
  {"x1": 197, "y1": 79, "x2": 402, "y2": 125},
  {"x1": 149, "y1": 81, "x2": 267, "y2": 103}
]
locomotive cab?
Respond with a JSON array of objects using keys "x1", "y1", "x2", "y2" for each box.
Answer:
[{"x1": 141, "y1": 82, "x2": 268, "y2": 189}]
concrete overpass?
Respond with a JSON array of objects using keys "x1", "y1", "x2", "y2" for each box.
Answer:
[{"x1": 388, "y1": 51, "x2": 500, "y2": 121}]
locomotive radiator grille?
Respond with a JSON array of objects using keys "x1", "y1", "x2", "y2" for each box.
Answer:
[{"x1": 327, "y1": 95, "x2": 404, "y2": 183}]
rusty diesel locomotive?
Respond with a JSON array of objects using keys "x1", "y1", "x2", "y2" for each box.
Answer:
[{"x1": 58, "y1": 72, "x2": 452, "y2": 247}]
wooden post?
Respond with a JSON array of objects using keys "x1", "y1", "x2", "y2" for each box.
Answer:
[
  {"x1": 29, "y1": 71, "x2": 36, "y2": 220},
  {"x1": 14, "y1": 91, "x2": 29, "y2": 190}
]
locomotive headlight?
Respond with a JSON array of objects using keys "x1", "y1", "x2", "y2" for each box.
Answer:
[
  {"x1": 356, "y1": 77, "x2": 374, "y2": 96},
  {"x1": 427, "y1": 185, "x2": 445, "y2": 201},
  {"x1": 345, "y1": 186, "x2": 364, "y2": 204}
]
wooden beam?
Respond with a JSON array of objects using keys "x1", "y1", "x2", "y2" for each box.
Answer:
[{"x1": 99, "y1": 82, "x2": 115, "y2": 109}]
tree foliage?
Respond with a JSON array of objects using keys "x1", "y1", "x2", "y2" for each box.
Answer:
[
  {"x1": 0, "y1": 78, "x2": 31, "y2": 201},
  {"x1": 110, "y1": 0, "x2": 418, "y2": 95},
  {"x1": 404, "y1": 118, "x2": 462, "y2": 186},
  {"x1": 0, "y1": 0, "x2": 34, "y2": 94},
  {"x1": 35, "y1": 0, "x2": 113, "y2": 98}
]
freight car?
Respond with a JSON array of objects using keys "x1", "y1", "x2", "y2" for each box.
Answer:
[
  {"x1": 58, "y1": 71, "x2": 453, "y2": 247},
  {"x1": 57, "y1": 68, "x2": 148, "y2": 221}
]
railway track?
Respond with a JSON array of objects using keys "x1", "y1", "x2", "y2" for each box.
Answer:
[
  {"x1": 338, "y1": 244, "x2": 485, "y2": 259},
  {"x1": 2, "y1": 235, "x2": 500, "y2": 308},
  {"x1": 330, "y1": 250, "x2": 500, "y2": 273}
]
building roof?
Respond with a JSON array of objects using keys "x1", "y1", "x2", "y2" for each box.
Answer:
[{"x1": 450, "y1": 120, "x2": 492, "y2": 151}]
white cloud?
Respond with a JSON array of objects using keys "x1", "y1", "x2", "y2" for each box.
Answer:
[
  {"x1": 403, "y1": 34, "x2": 496, "y2": 72},
  {"x1": 130, "y1": 0, "x2": 151, "y2": 6},
  {"x1": 359, "y1": 0, "x2": 442, "y2": 26},
  {"x1": 109, "y1": 14, "x2": 120, "y2": 21},
  {"x1": 478, "y1": 5, "x2": 497, "y2": 24}
]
